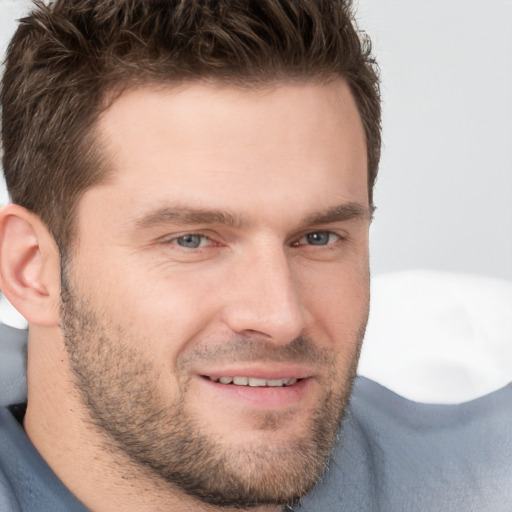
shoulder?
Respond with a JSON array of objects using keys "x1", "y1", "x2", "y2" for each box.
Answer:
[
  {"x1": 0, "y1": 407, "x2": 26, "y2": 512},
  {"x1": 300, "y1": 376, "x2": 512, "y2": 512},
  {"x1": 0, "y1": 406, "x2": 88, "y2": 512}
]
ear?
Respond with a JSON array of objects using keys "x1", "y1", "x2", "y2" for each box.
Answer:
[{"x1": 0, "y1": 204, "x2": 61, "y2": 326}]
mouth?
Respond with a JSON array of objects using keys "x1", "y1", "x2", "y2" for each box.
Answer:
[
  {"x1": 198, "y1": 373, "x2": 310, "y2": 410},
  {"x1": 204, "y1": 376, "x2": 299, "y2": 387},
  {"x1": 195, "y1": 366, "x2": 314, "y2": 409}
]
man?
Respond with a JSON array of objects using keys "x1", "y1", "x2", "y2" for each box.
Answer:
[
  {"x1": 0, "y1": 0, "x2": 379, "y2": 510},
  {"x1": 2, "y1": 2, "x2": 511, "y2": 512}
]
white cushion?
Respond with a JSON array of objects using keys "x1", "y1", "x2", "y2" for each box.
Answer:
[
  {"x1": 359, "y1": 270, "x2": 512, "y2": 403},
  {"x1": 0, "y1": 295, "x2": 28, "y2": 330}
]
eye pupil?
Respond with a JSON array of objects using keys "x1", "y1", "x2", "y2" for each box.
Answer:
[
  {"x1": 177, "y1": 235, "x2": 202, "y2": 248},
  {"x1": 307, "y1": 232, "x2": 329, "y2": 245}
]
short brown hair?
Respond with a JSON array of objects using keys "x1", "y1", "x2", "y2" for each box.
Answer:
[{"x1": 1, "y1": 0, "x2": 380, "y2": 251}]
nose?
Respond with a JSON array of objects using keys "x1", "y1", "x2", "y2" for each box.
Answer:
[{"x1": 221, "y1": 244, "x2": 306, "y2": 344}]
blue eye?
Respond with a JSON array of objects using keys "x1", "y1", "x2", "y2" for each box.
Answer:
[
  {"x1": 173, "y1": 234, "x2": 207, "y2": 248},
  {"x1": 305, "y1": 232, "x2": 332, "y2": 246},
  {"x1": 291, "y1": 231, "x2": 339, "y2": 248}
]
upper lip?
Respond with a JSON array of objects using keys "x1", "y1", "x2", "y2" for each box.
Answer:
[{"x1": 197, "y1": 365, "x2": 314, "y2": 381}]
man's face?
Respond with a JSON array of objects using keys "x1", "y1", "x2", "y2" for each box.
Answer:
[{"x1": 61, "y1": 80, "x2": 371, "y2": 508}]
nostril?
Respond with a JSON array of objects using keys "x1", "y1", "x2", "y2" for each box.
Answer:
[{"x1": 239, "y1": 328, "x2": 272, "y2": 339}]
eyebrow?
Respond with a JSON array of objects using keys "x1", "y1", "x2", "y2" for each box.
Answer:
[
  {"x1": 134, "y1": 206, "x2": 248, "y2": 229},
  {"x1": 134, "y1": 202, "x2": 372, "y2": 230},
  {"x1": 300, "y1": 202, "x2": 374, "y2": 227}
]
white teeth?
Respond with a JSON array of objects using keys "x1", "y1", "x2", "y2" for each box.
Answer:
[
  {"x1": 248, "y1": 378, "x2": 267, "y2": 387},
  {"x1": 266, "y1": 379, "x2": 285, "y2": 387},
  {"x1": 210, "y1": 376, "x2": 299, "y2": 387}
]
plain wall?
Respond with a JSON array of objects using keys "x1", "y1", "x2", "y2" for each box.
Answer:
[
  {"x1": 1, "y1": 0, "x2": 511, "y2": 280},
  {"x1": 357, "y1": 0, "x2": 512, "y2": 280}
]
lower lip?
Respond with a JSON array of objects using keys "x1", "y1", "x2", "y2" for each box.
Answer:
[{"x1": 198, "y1": 376, "x2": 311, "y2": 409}]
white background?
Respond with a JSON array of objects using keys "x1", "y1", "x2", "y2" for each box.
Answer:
[{"x1": 1, "y1": 0, "x2": 511, "y2": 280}]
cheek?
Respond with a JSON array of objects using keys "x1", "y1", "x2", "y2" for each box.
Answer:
[
  {"x1": 63, "y1": 264, "x2": 180, "y2": 378},
  {"x1": 74, "y1": 239, "x2": 217, "y2": 320},
  {"x1": 103, "y1": 266, "x2": 227, "y2": 366},
  {"x1": 299, "y1": 261, "x2": 370, "y2": 347}
]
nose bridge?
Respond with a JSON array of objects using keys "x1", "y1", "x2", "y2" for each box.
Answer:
[{"x1": 223, "y1": 242, "x2": 305, "y2": 342}]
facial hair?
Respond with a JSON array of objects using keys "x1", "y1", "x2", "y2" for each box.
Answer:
[{"x1": 60, "y1": 274, "x2": 367, "y2": 509}]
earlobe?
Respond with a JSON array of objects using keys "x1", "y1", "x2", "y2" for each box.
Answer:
[{"x1": 0, "y1": 204, "x2": 61, "y2": 326}]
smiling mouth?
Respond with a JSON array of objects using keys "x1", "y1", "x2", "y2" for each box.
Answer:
[{"x1": 205, "y1": 376, "x2": 299, "y2": 387}]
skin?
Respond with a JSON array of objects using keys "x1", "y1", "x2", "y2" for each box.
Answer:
[{"x1": 0, "y1": 79, "x2": 371, "y2": 511}]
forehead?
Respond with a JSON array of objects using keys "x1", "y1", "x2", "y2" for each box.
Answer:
[{"x1": 85, "y1": 80, "x2": 368, "y2": 227}]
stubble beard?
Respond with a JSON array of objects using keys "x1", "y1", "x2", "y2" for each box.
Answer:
[{"x1": 60, "y1": 274, "x2": 367, "y2": 510}]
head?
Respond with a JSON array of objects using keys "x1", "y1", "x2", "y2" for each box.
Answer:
[{"x1": 0, "y1": 1, "x2": 380, "y2": 510}]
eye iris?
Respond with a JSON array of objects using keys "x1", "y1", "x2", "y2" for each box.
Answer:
[
  {"x1": 177, "y1": 235, "x2": 202, "y2": 248},
  {"x1": 306, "y1": 232, "x2": 330, "y2": 245}
]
